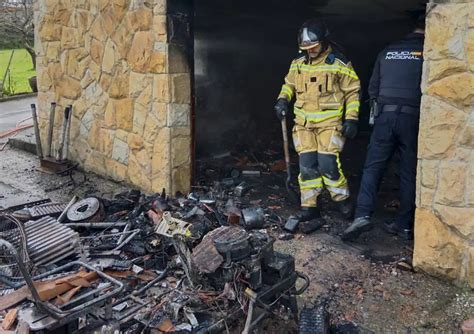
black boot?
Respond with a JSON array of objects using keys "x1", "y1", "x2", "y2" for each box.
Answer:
[
  {"x1": 341, "y1": 216, "x2": 374, "y2": 241},
  {"x1": 383, "y1": 221, "x2": 414, "y2": 241},
  {"x1": 295, "y1": 207, "x2": 321, "y2": 222},
  {"x1": 336, "y1": 198, "x2": 353, "y2": 220}
]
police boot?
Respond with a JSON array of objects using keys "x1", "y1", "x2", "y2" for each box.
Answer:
[
  {"x1": 336, "y1": 198, "x2": 353, "y2": 220},
  {"x1": 340, "y1": 216, "x2": 374, "y2": 241},
  {"x1": 295, "y1": 207, "x2": 321, "y2": 222},
  {"x1": 383, "y1": 221, "x2": 414, "y2": 241}
]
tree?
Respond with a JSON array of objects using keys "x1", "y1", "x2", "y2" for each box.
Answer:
[{"x1": 0, "y1": 0, "x2": 35, "y2": 69}]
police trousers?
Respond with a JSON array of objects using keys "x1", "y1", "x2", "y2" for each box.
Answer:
[
  {"x1": 292, "y1": 124, "x2": 349, "y2": 207},
  {"x1": 355, "y1": 110, "x2": 420, "y2": 229}
]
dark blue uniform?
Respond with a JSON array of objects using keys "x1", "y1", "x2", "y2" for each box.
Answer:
[{"x1": 355, "y1": 32, "x2": 424, "y2": 230}]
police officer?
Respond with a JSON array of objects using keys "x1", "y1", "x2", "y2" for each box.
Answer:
[
  {"x1": 275, "y1": 19, "x2": 361, "y2": 222},
  {"x1": 342, "y1": 18, "x2": 425, "y2": 241}
]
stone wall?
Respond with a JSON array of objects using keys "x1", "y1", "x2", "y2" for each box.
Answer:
[
  {"x1": 34, "y1": 0, "x2": 192, "y2": 194},
  {"x1": 414, "y1": 1, "x2": 474, "y2": 288}
]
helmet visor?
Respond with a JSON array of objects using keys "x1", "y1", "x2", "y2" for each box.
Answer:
[{"x1": 299, "y1": 27, "x2": 321, "y2": 50}]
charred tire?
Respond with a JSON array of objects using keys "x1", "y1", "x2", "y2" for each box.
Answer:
[{"x1": 298, "y1": 305, "x2": 330, "y2": 334}]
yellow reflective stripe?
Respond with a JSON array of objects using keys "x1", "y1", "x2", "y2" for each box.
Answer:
[
  {"x1": 322, "y1": 176, "x2": 346, "y2": 188},
  {"x1": 294, "y1": 107, "x2": 306, "y2": 119},
  {"x1": 346, "y1": 108, "x2": 359, "y2": 114},
  {"x1": 282, "y1": 86, "x2": 292, "y2": 95},
  {"x1": 313, "y1": 65, "x2": 357, "y2": 77},
  {"x1": 290, "y1": 64, "x2": 358, "y2": 79},
  {"x1": 346, "y1": 101, "x2": 360, "y2": 114},
  {"x1": 294, "y1": 106, "x2": 343, "y2": 122},
  {"x1": 321, "y1": 153, "x2": 346, "y2": 188},
  {"x1": 280, "y1": 85, "x2": 294, "y2": 99},
  {"x1": 347, "y1": 101, "x2": 360, "y2": 108},
  {"x1": 298, "y1": 176, "x2": 323, "y2": 190}
]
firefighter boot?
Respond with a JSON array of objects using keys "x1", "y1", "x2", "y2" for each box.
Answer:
[
  {"x1": 336, "y1": 198, "x2": 353, "y2": 220},
  {"x1": 340, "y1": 216, "x2": 374, "y2": 241},
  {"x1": 295, "y1": 207, "x2": 321, "y2": 222}
]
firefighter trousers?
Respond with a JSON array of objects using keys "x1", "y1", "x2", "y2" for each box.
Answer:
[{"x1": 292, "y1": 124, "x2": 349, "y2": 207}]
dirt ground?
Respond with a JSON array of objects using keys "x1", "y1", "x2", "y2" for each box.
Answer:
[{"x1": 1, "y1": 145, "x2": 473, "y2": 333}]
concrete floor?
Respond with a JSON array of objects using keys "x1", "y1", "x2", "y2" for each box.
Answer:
[{"x1": 0, "y1": 146, "x2": 127, "y2": 210}]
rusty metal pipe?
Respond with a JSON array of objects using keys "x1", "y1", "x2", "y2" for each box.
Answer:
[
  {"x1": 58, "y1": 196, "x2": 78, "y2": 223},
  {"x1": 63, "y1": 104, "x2": 72, "y2": 161},
  {"x1": 46, "y1": 102, "x2": 56, "y2": 157},
  {"x1": 30, "y1": 104, "x2": 43, "y2": 159},
  {"x1": 56, "y1": 105, "x2": 71, "y2": 161}
]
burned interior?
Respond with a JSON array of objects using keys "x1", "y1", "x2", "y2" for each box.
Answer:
[
  {"x1": 194, "y1": 0, "x2": 422, "y2": 156},
  {"x1": 193, "y1": 0, "x2": 425, "y2": 255}
]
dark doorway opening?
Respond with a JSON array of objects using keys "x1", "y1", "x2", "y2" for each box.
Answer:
[
  {"x1": 194, "y1": 0, "x2": 423, "y2": 156},
  {"x1": 193, "y1": 0, "x2": 425, "y2": 259}
]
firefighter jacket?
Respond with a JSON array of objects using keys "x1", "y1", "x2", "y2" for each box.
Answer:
[{"x1": 278, "y1": 47, "x2": 361, "y2": 128}]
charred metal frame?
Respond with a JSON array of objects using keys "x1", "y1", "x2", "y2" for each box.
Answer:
[{"x1": 1, "y1": 238, "x2": 124, "y2": 330}]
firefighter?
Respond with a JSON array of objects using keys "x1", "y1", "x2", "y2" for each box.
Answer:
[
  {"x1": 274, "y1": 19, "x2": 361, "y2": 222},
  {"x1": 341, "y1": 17, "x2": 425, "y2": 241}
]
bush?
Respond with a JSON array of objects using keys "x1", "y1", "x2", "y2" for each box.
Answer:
[{"x1": 0, "y1": 32, "x2": 22, "y2": 50}]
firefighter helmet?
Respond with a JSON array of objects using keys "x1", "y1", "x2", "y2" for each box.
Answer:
[{"x1": 298, "y1": 19, "x2": 329, "y2": 50}]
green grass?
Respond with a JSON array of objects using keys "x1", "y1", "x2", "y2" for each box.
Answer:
[{"x1": 0, "y1": 49, "x2": 36, "y2": 95}]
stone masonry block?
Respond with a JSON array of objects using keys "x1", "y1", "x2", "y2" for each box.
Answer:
[
  {"x1": 153, "y1": 0, "x2": 166, "y2": 15},
  {"x1": 171, "y1": 73, "x2": 191, "y2": 104},
  {"x1": 413, "y1": 208, "x2": 464, "y2": 282},
  {"x1": 464, "y1": 29, "x2": 474, "y2": 71},
  {"x1": 420, "y1": 160, "x2": 439, "y2": 189},
  {"x1": 112, "y1": 137, "x2": 129, "y2": 164},
  {"x1": 172, "y1": 165, "x2": 191, "y2": 195},
  {"x1": 434, "y1": 204, "x2": 474, "y2": 239},
  {"x1": 114, "y1": 98, "x2": 134, "y2": 131},
  {"x1": 435, "y1": 161, "x2": 467, "y2": 206},
  {"x1": 425, "y1": 4, "x2": 468, "y2": 60},
  {"x1": 152, "y1": 127, "x2": 171, "y2": 179},
  {"x1": 418, "y1": 96, "x2": 466, "y2": 160},
  {"x1": 427, "y1": 72, "x2": 474, "y2": 108},
  {"x1": 171, "y1": 135, "x2": 191, "y2": 168},
  {"x1": 153, "y1": 74, "x2": 170, "y2": 103},
  {"x1": 467, "y1": 248, "x2": 474, "y2": 288},
  {"x1": 167, "y1": 103, "x2": 190, "y2": 127},
  {"x1": 468, "y1": 161, "x2": 474, "y2": 206},
  {"x1": 459, "y1": 122, "x2": 474, "y2": 149},
  {"x1": 168, "y1": 44, "x2": 190, "y2": 74}
]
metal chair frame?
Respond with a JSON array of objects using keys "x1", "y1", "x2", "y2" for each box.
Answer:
[{"x1": 0, "y1": 216, "x2": 124, "y2": 329}]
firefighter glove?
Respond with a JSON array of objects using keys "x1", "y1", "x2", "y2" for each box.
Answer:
[
  {"x1": 275, "y1": 98, "x2": 289, "y2": 120},
  {"x1": 342, "y1": 120, "x2": 358, "y2": 139}
]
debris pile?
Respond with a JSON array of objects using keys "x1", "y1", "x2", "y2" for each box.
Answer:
[{"x1": 0, "y1": 186, "x2": 308, "y2": 332}]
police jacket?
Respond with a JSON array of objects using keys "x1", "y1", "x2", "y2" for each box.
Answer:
[
  {"x1": 278, "y1": 46, "x2": 361, "y2": 128},
  {"x1": 369, "y1": 32, "x2": 424, "y2": 107}
]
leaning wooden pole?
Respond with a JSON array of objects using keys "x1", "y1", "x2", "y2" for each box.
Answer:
[{"x1": 0, "y1": 50, "x2": 15, "y2": 96}]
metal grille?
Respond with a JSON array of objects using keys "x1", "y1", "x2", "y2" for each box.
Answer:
[
  {"x1": 29, "y1": 203, "x2": 67, "y2": 218},
  {"x1": 2, "y1": 216, "x2": 82, "y2": 271},
  {"x1": 0, "y1": 214, "x2": 30, "y2": 287},
  {"x1": 23, "y1": 216, "x2": 82, "y2": 266}
]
